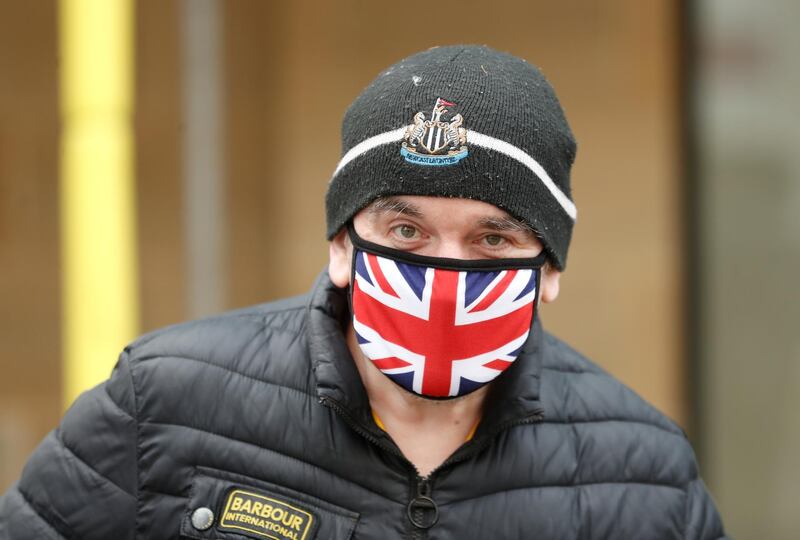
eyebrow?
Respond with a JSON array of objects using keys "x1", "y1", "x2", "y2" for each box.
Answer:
[
  {"x1": 367, "y1": 197, "x2": 423, "y2": 218},
  {"x1": 367, "y1": 197, "x2": 538, "y2": 237},
  {"x1": 477, "y1": 216, "x2": 537, "y2": 237}
]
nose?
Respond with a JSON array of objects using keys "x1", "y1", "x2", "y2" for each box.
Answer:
[{"x1": 428, "y1": 237, "x2": 475, "y2": 260}]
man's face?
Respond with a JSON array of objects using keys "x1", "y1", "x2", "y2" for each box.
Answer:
[{"x1": 328, "y1": 195, "x2": 561, "y2": 303}]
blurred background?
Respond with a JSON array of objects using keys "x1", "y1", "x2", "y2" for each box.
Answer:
[{"x1": 0, "y1": 0, "x2": 798, "y2": 538}]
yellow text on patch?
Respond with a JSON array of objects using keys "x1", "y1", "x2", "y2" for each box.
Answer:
[{"x1": 220, "y1": 489, "x2": 314, "y2": 540}]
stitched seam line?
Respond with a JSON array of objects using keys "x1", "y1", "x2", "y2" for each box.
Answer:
[
  {"x1": 142, "y1": 420, "x2": 399, "y2": 505},
  {"x1": 55, "y1": 429, "x2": 136, "y2": 501},
  {"x1": 16, "y1": 484, "x2": 72, "y2": 539},
  {"x1": 682, "y1": 477, "x2": 695, "y2": 540},
  {"x1": 261, "y1": 310, "x2": 308, "y2": 335},
  {"x1": 130, "y1": 354, "x2": 315, "y2": 398},
  {"x1": 102, "y1": 385, "x2": 135, "y2": 420},
  {"x1": 541, "y1": 365, "x2": 598, "y2": 374},
  {"x1": 125, "y1": 305, "x2": 305, "y2": 353},
  {"x1": 127, "y1": 350, "x2": 144, "y2": 540},
  {"x1": 538, "y1": 417, "x2": 683, "y2": 438},
  {"x1": 237, "y1": 305, "x2": 306, "y2": 318},
  {"x1": 442, "y1": 480, "x2": 686, "y2": 506}
]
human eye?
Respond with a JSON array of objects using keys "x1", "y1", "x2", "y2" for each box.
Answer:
[
  {"x1": 481, "y1": 234, "x2": 507, "y2": 248},
  {"x1": 391, "y1": 224, "x2": 420, "y2": 241}
]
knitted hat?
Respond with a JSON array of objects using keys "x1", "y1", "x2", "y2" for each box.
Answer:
[{"x1": 325, "y1": 45, "x2": 577, "y2": 270}]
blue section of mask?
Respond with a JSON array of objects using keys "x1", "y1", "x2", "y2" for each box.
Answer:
[
  {"x1": 513, "y1": 269, "x2": 538, "y2": 302},
  {"x1": 387, "y1": 371, "x2": 415, "y2": 393},
  {"x1": 354, "y1": 251, "x2": 373, "y2": 285},
  {"x1": 507, "y1": 345, "x2": 523, "y2": 358},
  {"x1": 394, "y1": 259, "x2": 426, "y2": 300},
  {"x1": 456, "y1": 377, "x2": 485, "y2": 396},
  {"x1": 464, "y1": 270, "x2": 501, "y2": 307}
]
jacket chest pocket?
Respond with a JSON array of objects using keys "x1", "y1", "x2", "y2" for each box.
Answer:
[{"x1": 179, "y1": 467, "x2": 359, "y2": 540}]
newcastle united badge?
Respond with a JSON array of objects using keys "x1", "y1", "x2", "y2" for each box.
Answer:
[{"x1": 401, "y1": 98, "x2": 468, "y2": 166}]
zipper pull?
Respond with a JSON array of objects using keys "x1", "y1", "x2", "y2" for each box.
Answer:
[
  {"x1": 407, "y1": 476, "x2": 439, "y2": 530},
  {"x1": 417, "y1": 477, "x2": 431, "y2": 498}
]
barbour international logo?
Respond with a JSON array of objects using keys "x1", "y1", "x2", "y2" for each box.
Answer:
[
  {"x1": 218, "y1": 488, "x2": 317, "y2": 540},
  {"x1": 401, "y1": 97, "x2": 468, "y2": 166}
]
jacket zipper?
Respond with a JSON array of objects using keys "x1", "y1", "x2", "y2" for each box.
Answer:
[
  {"x1": 318, "y1": 396, "x2": 417, "y2": 468},
  {"x1": 431, "y1": 408, "x2": 545, "y2": 475},
  {"x1": 408, "y1": 475, "x2": 438, "y2": 540},
  {"x1": 320, "y1": 396, "x2": 544, "y2": 538},
  {"x1": 319, "y1": 396, "x2": 427, "y2": 539}
]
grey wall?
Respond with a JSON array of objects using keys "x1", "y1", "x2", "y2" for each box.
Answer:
[{"x1": 697, "y1": 1, "x2": 800, "y2": 538}]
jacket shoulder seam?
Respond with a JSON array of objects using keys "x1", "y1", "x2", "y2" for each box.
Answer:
[
  {"x1": 15, "y1": 484, "x2": 72, "y2": 539},
  {"x1": 126, "y1": 309, "x2": 306, "y2": 368},
  {"x1": 102, "y1": 384, "x2": 135, "y2": 420},
  {"x1": 262, "y1": 313, "x2": 307, "y2": 337},
  {"x1": 541, "y1": 367, "x2": 685, "y2": 436},
  {"x1": 124, "y1": 349, "x2": 144, "y2": 538},
  {"x1": 541, "y1": 365, "x2": 600, "y2": 375},
  {"x1": 539, "y1": 417, "x2": 684, "y2": 438},
  {"x1": 54, "y1": 428, "x2": 137, "y2": 501},
  {"x1": 132, "y1": 353, "x2": 316, "y2": 398},
  {"x1": 682, "y1": 476, "x2": 692, "y2": 539},
  {"x1": 446, "y1": 479, "x2": 686, "y2": 506},
  {"x1": 681, "y1": 476, "x2": 710, "y2": 540},
  {"x1": 124, "y1": 305, "x2": 305, "y2": 354}
]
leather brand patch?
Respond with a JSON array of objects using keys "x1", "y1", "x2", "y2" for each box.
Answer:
[{"x1": 218, "y1": 488, "x2": 317, "y2": 540}]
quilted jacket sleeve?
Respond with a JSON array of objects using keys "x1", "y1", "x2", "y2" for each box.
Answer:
[
  {"x1": 0, "y1": 350, "x2": 139, "y2": 540},
  {"x1": 685, "y1": 477, "x2": 729, "y2": 539}
]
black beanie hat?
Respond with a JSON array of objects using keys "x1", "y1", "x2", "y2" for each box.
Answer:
[{"x1": 325, "y1": 45, "x2": 577, "y2": 270}]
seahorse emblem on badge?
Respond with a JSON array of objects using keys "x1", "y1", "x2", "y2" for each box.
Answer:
[{"x1": 401, "y1": 98, "x2": 468, "y2": 166}]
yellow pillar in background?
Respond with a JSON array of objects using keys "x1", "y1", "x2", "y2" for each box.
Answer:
[{"x1": 59, "y1": 0, "x2": 138, "y2": 408}]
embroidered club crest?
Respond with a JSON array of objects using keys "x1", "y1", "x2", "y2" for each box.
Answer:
[{"x1": 401, "y1": 98, "x2": 468, "y2": 166}]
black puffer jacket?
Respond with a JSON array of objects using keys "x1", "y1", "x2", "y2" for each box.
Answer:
[{"x1": 0, "y1": 272, "x2": 726, "y2": 539}]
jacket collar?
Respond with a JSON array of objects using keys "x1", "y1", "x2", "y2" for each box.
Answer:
[{"x1": 307, "y1": 270, "x2": 545, "y2": 437}]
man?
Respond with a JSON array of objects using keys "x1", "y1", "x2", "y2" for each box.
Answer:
[{"x1": 0, "y1": 45, "x2": 726, "y2": 539}]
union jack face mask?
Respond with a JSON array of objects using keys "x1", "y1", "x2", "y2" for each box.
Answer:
[{"x1": 348, "y1": 224, "x2": 546, "y2": 399}]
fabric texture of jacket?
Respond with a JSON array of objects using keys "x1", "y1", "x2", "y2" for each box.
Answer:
[{"x1": 0, "y1": 272, "x2": 727, "y2": 539}]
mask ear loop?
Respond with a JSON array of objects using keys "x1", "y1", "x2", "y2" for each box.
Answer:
[
  {"x1": 347, "y1": 223, "x2": 358, "y2": 321},
  {"x1": 346, "y1": 223, "x2": 363, "y2": 323},
  {"x1": 531, "y1": 262, "x2": 543, "y2": 330}
]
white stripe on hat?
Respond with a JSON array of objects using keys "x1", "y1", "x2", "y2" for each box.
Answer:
[
  {"x1": 331, "y1": 126, "x2": 577, "y2": 221},
  {"x1": 332, "y1": 127, "x2": 407, "y2": 176},
  {"x1": 466, "y1": 130, "x2": 577, "y2": 220}
]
